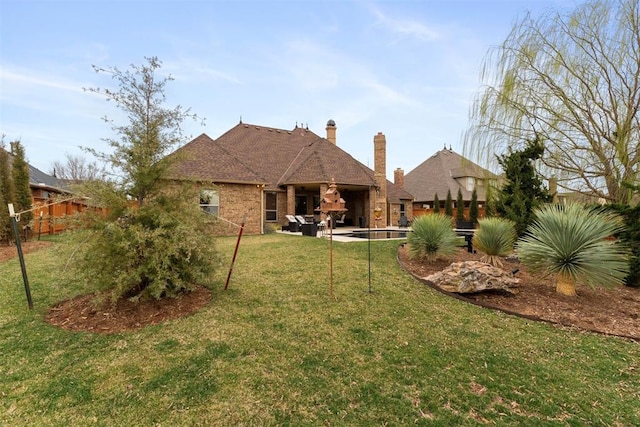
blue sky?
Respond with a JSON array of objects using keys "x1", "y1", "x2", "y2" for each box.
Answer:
[{"x1": 1, "y1": 0, "x2": 579, "y2": 178}]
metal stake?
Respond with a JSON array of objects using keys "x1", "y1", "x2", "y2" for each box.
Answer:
[{"x1": 8, "y1": 204, "x2": 33, "y2": 309}]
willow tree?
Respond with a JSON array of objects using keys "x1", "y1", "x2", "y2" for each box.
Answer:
[{"x1": 466, "y1": 0, "x2": 640, "y2": 204}]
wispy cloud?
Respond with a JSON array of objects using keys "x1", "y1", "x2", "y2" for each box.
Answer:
[
  {"x1": 163, "y1": 57, "x2": 243, "y2": 85},
  {"x1": 369, "y1": 4, "x2": 441, "y2": 42},
  {"x1": 0, "y1": 68, "x2": 87, "y2": 94}
]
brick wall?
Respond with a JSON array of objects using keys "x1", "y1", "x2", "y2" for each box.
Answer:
[{"x1": 215, "y1": 183, "x2": 263, "y2": 235}]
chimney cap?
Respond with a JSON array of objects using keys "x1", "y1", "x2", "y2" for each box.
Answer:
[{"x1": 326, "y1": 119, "x2": 336, "y2": 127}]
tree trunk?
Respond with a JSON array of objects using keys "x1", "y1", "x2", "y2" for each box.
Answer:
[{"x1": 556, "y1": 273, "x2": 576, "y2": 296}]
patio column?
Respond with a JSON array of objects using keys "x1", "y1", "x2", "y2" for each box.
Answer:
[
  {"x1": 286, "y1": 185, "x2": 295, "y2": 215},
  {"x1": 319, "y1": 183, "x2": 328, "y2": 220}
]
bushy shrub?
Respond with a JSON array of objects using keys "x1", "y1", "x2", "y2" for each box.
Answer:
[
  {"x1": 472, "y1": 217, "x2": 516, "y2": 267},
  {"x1": 74, "y1": 186, "x2": 220, "y2": 302},
  {"x1": 517, "y1": 203, "x2": 630, "y2": 296},
  {"x1": 407, "y1": 214, "x2": 458, "y2": 262}
]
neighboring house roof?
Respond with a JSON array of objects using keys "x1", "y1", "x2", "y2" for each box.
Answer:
[
  {"x1": 4, "y1": 148, "x2": 67, "y2": 193},
  {"x1": 386, "y1": 178, "x2": 414, "y2": 203},
  {"x1": 168, "y1": 122, "x2": 413, "y2": 201},
  {"x1": 28, "y1": 163, "x2": 66, "y2": 192},
  {"x1": 404, "y1": 148, "x2": 498, "y2": 202}
]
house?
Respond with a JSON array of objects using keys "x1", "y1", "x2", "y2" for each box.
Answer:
[
  {"x1": 401, "y1": 147, "x2": 499, "y2": 218},
  {"x1": 167, "y1": 120, "x2": 414, "y2": 235}
]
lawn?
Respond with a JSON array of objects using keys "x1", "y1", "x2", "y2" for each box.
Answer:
[{"x1": 1, "y1": 232, "x2": 639, "y2": 426}]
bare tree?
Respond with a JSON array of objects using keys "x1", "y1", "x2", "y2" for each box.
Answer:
[
  {"x1": 465, "y1": 0, "x2": 640, "y2": 204},
  {"x1": 50, "y1": 153, "x2": 105, "y2": 184}
]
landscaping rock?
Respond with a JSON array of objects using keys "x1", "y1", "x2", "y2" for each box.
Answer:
[{"x1": 424, "y1": 261, "x2": 520, "y2": 294}]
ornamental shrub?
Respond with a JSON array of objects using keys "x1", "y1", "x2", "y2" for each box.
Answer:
[
  {"x1": 407, "y1": 214, "x2": 458, "y2": 262},
  {"x1": 472, "y1": 217, "x2": 516, "y2": 267},
  {"x1": 517, "y1": 203, "x2": 629, "y2": 296},
  {"x1": 74, "y1": 185, "x2": 220, "y2": 302}
]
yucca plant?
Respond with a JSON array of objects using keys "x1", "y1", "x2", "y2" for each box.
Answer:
[
  {"x1": 472, "y1": 217, "x2": 516, "y2": 267},
  {"x1": 407, "y1": 214, "x2": 458, "y2": 262},
  {"x1": 517, "y1": 203, "x2": 630, "y2": 296}
]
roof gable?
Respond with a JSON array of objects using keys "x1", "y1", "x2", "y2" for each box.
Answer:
[
  {"x1": 404, "y1": 148, "x2": 497, "y2": 202},
  {"x1": 167, "y1": 133, "x2": 265, "y2": 184},
  {"x1": 277, "y1": 138, "x2": 376, "y2": 187}
]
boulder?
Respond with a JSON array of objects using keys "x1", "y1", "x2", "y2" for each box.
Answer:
[{"x1": 424, "y1": 261, "x2": 520, "y2": 294}]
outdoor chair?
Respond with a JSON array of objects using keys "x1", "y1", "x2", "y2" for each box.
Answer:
[
  {"x1": 334, "y1": 214, "x2": 346, "y2": 227},
  {"x1": 295, "y1": 215, "x2": 309, "y2": 225},
  {"x1": 399, "y1": 215, "x2": 408, "y2": 228},
  {"x1": 285, "y1": 215, "x2": 299, "y2": 232}
]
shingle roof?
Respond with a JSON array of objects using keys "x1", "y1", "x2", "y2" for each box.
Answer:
[
  {"x1": 276, "y1": 137, "x2": 378, "y2": 187},
  {"x1": 404, "y1": 148, "x2": 497, "y2": 202},
  {"x1": 387, "y1": 178, "x2": 414, "y2": 203},
  {"x1": 4, "y1": 148, "x2": 67, "y2": 192},
  {"x1": 168, "y1": 122, "x2": 415, "y2": 199},
  {"x1": 168, "y1": 133, "x2": 265, "y2": 184}
]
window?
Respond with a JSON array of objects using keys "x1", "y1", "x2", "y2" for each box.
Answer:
[
  {"x1": 265, "y1": 192, "x2": 277, "y2": 222},
  {"x1": 400, "y1": 203, "x2": 406, "y2": 216},
  {"x1": 466, "y1": 177, "x2": 475, "y2": 192},
  {"x1": 200, "y1": 189, "x2": 219, "y2": 215}
]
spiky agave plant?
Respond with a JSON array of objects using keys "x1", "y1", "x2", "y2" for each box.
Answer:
[
  {"x1": 407, "y1": 214, "x2": 458, "y2": 262},
  {"x1": 472, "y1": 217, "x2": 516, "y2": 267},
  {"x1": 517, "y1": 203, "x2": 630, "y2": 296}
]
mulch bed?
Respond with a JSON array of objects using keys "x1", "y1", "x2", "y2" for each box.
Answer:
[
  {"x1": 45, "y1": 286, "x2": 212, "y2": 334},
  {"x1": 397, "y1": 244, "x2": 640, "y2": 341}
]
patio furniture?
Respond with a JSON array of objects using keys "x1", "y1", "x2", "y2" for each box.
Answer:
[
  {"x1": 334, "y1": 213, "x2": 346, "y2": 227},
  {"x1": 295, "y1": 215, "x2": 309, "y2": 225},
  {"x1": 301, "y1": 223, "x2": 318, "y2": 236},
  {"x1": 285, "y1": 215, "x2": 299, "y2": 232}
]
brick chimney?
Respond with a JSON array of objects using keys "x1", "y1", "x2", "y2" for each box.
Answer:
[
  {"x1": 374, "y1": 132, "x2": 387, "y2": 226},
  {"x1": 394, "y1": 168, "x2": 404, "y2": 188},
  {"x1": 326, "y1": 119, "x2": 336, "y2": 145}
]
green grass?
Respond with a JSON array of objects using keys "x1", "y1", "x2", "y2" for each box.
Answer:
[{"x1": 1, "y1": 232, "x2": 639, "y2": 426}]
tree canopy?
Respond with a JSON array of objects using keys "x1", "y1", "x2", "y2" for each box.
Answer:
[
  {"x1": 85, "y1": 56, "x2": 201, "y2": 206},
  {"x1": 73, "y1": 57, "x2": 218, "y2": 302},
  {"x1": 10, "y1": 141, "x2": 33, "y2": 225},
  {"x1": 496, "y1": 138, "x2": 553, "y2": 236},
  {"x1": 0, "y1": 141, "x2": 14, "y2": 243},
  {"x1": 466, "y1": 0, "x2": 640, "y2": 204}
]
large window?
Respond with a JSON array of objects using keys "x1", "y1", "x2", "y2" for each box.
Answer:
[
  {"x1": 200, "y1": 189, "x2": 219, "y2": 215},
  {"x1": 265, "y1": 192, "x2": 277, "y2": 222}
]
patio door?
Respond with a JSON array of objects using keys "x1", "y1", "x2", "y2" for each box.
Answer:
[{"x1": 295, "y1": 194, "x2": 307, "y2": 215}]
